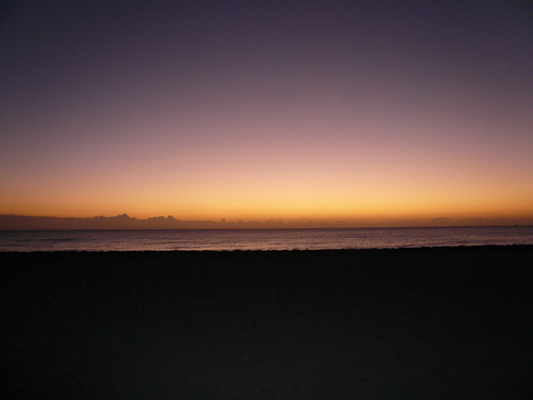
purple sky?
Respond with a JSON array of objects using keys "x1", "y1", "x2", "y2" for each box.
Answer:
[{"x1": 1, "y1": 1, "x2": 532, "y2": 226}]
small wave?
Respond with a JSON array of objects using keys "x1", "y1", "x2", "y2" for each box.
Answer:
[
  {"x1": 37, "y1": 238, "x2": 78, "y2": 242},
  {"x1": 8, "y1": 238, "x2": 78, "y2": 242}
]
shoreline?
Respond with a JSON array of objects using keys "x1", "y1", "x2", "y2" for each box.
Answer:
[
  {"x1": 2, "y1": 243, "x2": 533, "y2": 253},
  {"x1": 2, "y1": 227, "x2": 532, "y2": 252}
]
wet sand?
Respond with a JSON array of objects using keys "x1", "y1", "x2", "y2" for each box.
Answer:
[{"x1": 2, "y1": 246, "x2": 533, "y2": 399}]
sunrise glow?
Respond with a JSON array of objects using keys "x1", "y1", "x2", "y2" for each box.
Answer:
[{"x1": 1, "y1": 2, "x2": 532, "y2": 228}]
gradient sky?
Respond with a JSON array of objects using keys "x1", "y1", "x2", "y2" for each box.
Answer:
[{"x1": 1, "y1": 1, "x2": 533, "y2": 226}]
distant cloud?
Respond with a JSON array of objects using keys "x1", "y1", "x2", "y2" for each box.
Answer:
[{"x1": 1, "y1": 214, "x2": 531, "y2": 230}]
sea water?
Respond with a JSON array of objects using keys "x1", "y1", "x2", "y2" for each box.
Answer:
[{"x1": 1, "y1": 226, "x2": 532, "y2": 252}]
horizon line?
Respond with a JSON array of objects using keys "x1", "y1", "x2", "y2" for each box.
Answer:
[{"x1": 1, "y1": 213, "x2": 532, "y2": 230}]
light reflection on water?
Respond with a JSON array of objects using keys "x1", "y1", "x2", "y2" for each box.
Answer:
[{"x1": 1, "y1": 226, "x2": 533, "y2": 252}]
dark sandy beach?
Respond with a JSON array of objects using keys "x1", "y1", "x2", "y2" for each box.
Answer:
[{"x1": 2, "y1": 246, "x2": 533, "y2": 399}]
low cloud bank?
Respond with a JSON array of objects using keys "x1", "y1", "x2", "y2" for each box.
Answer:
[{"x1": 1, "y1": 214, "x2": 532, "y2": 230}]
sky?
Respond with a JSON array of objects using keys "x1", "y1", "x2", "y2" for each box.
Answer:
[{"x1": 1, "y1": 0, "x2": 533, "y2": 227}]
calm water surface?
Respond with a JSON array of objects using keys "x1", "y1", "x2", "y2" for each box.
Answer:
[{"x1": 1, "y1": 226, "x2": 532, "y2": 252}]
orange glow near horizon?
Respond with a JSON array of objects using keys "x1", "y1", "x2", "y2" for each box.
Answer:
[
  {"x1": 1, "y1": 2, "x2": 533, "y2": 227},
  {"x1": 2, "y1": 112, "x2": 532, "y2": 226}
]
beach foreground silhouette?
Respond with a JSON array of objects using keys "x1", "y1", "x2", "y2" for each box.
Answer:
[{"x1": 2, "y1": 246, "x2": 533, "y2": 399}]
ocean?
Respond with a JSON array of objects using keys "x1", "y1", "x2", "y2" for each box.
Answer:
[{"x1": 1, "y1": 226, "x2": 532, "y2": 252}]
